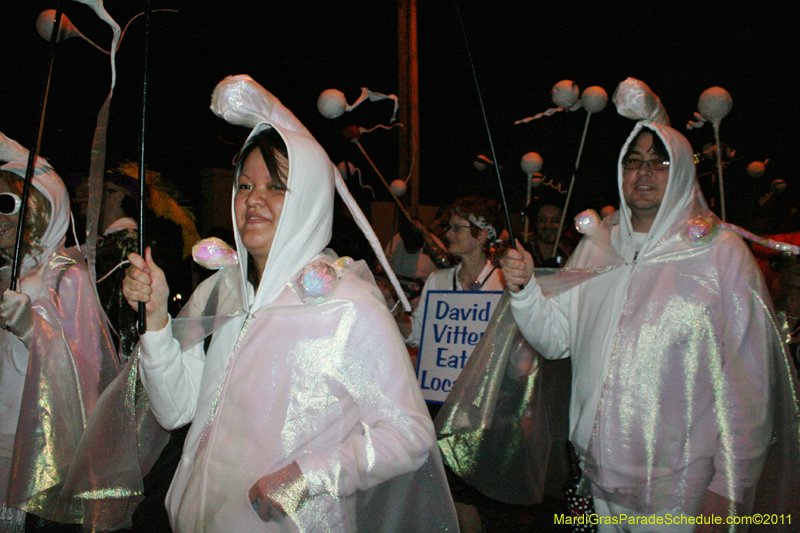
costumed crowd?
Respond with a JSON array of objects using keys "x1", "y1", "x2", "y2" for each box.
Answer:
[{"x1": 0, "y1": 70, "x2": 798, "y2": 533}]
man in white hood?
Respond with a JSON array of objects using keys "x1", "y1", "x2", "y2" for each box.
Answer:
[{"x1": 501, "y1": 121, "x2": 798, "y2": 531}]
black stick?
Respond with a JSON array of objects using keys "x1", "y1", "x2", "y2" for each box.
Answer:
[
  {"x1": 452, "y1": 0, "x2": 516, "y2": 246},
  {"x1": 9, "y1": 1, "x2": 64, "y2": 291},
  {"x1": 137, "y1": 0, "x2": 153, "y2": 334}
]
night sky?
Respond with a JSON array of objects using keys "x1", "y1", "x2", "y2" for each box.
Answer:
[{"x1": 2, "y1": 1, "x2": 796, "y2": 232}]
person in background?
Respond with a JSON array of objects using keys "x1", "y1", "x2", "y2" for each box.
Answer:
[
  {"x1": 0, "y1": 134, "x2": 118, "y2": 532},
  {"x1": 403, "y1": 196, "x2": 504, "y2": 348}
]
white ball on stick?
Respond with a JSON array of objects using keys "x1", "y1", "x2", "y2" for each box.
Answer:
[
  {"x1": 698, "y1": 87, "x2": 732, "y2": 125},
  {"x1": 552, "y1": 80, "x2": 580, "y2": 109},
  {"x1": 581, "y1": 86, "x2": 608, "y2": 114},
  {"x1": 317, "y1": 89, "x2": 347, "y2": 119},
  {"x1": 520, "y1": 152, "x2": 543, "y2": 176}
]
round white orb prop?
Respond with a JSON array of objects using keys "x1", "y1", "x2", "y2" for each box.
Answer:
[
  {"x1": 698, "y1": 87, "x2": 732, "y2": 124},
  {"x1": 390, "y1": 179, "x2": 407, "y2": 197},
  {"x1": 317, "y1": 89, "x2": 347, "y2": 119},
  {"x1": 581, "y1": 86, "x2": 608, "y2": 114},
  {"x1": 520, "y1": 152, "x2": 543, "y2": 176},
  {"x1": 747, "y1": 161, "x2": 766, "y2": 179},
  {"x1": 36, "y1": 10, "x2": 79, "y2": 43},
  {"x1": 772, "y1": 179, "x2": 787, "y2": 194},
  {"x1": 552, "y1": 80, "x2": 580, "y2": 109}
]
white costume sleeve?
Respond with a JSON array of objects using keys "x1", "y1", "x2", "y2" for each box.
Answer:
[
  {"x1": 138, "y1": 316, "x2": 206, "y2": 430},
  {"x1": 509, "y1": 276, "x2": 571, "y2": 360}
]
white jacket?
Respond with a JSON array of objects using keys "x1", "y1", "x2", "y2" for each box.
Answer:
[{"x1": 510, "y1": 121, "x2": 793, "y2": 514}]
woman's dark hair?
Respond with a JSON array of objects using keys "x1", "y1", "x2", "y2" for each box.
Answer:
[
  {"x1": 623, "y1": 127, "x2": 669, "y2": 162},
  {"x1": 235, "y1": 127, "x2": 290, "y2": 289},
  {"x1": 235, "y1": 127, "x2": 289, "y2": 188},
  {"x1": 451, "y1": 196, "x2": 503, "y2": 242}
]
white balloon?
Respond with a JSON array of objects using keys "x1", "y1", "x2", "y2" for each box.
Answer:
[
  {"x1": 36, "y1": 10, "x2": 83, "y2": 43},
  {"x1": 390, "y1": 179, "x2": 407, "y2": 197},
  {"x1": 317, "y1": 89, "x2": 347, "y2": 119},
  {"x1": 747, "y1": 161, "x2": 766, "y2": 179},
  {"x1": 552, "y1": 80, "x2": 579, "y2": 109},
  {"x1": 581, "y1": 86, "x2": 608, "y2": 114},
  {"x1": 698, "y1": 87, "x2": 732, "y2": 124},
  {"x1": 520, "y1": 152, "x2": 543, "y2": 176}
]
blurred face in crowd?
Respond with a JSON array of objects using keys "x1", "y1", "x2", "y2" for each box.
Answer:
[{"x1": 535, "y1": 205, "x2": 561, "y2": 244}]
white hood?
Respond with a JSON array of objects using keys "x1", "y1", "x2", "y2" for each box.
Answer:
[
  {"x1": 233, "y1": 122, "x2": 334, "y2": 310},
  {"x1": 613, "y1": 121, "x2": 708, "y2": 260},
  {"x1": 0, "y1": 132, "x2": 69, "y2": 274}
]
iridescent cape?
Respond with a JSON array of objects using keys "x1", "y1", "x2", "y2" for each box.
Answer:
[{"x1": 508, "y1": 122, "x2": 800, "y2": 527}]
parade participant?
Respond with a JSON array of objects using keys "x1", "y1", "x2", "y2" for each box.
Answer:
[
  {"x1": 122, "y1": 79, "x2": 458, "y2": 533},
  {"x1": 404, "y1": 196, "x2": 504, "y2": 347},
  {"x1": 501, "y1": 121, "x2": 799, "y2": 531},
  {"x1": 528, "y1": 200, "x2": 573, "y2": 267},
  {"x1": 0, "y1": 134, "x2": 118, "y2": 531}
]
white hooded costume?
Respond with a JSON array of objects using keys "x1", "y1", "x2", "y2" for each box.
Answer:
[
  {"x1": 137, "y1": 82, "x2": 458, "y2": 533},
  {"x1": 0, "y1": 142, "x2": 119, "y2": 524},
  {"x1": 508, "y1": 121, "x2": 799, "y2": 521}
]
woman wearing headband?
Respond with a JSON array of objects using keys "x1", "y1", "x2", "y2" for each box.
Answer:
[
  {"x1": 0, "y1": 148, "x2": 118, "y2": 531},
  {"x1": 404, "y1": 196, "x2": 505, "y2": 348},
  {"x1": 123, "y1": 109, "x2": 457, "y2": 530}
]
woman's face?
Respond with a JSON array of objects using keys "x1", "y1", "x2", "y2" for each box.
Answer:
[
  {"x1": 0, "y1": 179, "x2": 19, "y2": 251},
  {"x1": 234, "y1": 148, "x2": 288, "y2": 275},
  {"x1": 446, "y1": 215, "x2": 485, "y2": 257}
]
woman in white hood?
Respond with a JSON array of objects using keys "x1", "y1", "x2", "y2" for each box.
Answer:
[
  {"x1": 123, "y1": 113, "x2": 458, "y2": 531},
  {"x1": 0, "y1": 138, "x2": 118, "y2": 530}
]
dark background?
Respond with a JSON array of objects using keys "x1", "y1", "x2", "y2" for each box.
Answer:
[{"x1": 2, "y1": 1, "x2": 796, "y2": 232}]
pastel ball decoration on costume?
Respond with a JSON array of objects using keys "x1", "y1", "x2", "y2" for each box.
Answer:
[
  {"x1": 37, "y1": 10, "x2": 80, "y2": 43},
  {"x1": 531, "y1": 173, "x2": 543, "y2": 189},
  {"x1": 552, "y1": 80, "x2": 580, "y2": 109},
  {"x1": 192, "y1": 237, "x2": 239, "y2": 269},
  {"x1": 683, "y1": 216, "x2": 719, "y2": 246},
  {"x1": 772, "y1": 179, "x2": 787, "y2": 193},
  {"x1": 520, "y1": 152, "x2": 543, "y2": 176},
  {"x1": 575, "y1": 209, "x2": 601, "y2": 236},
  {"x1": 390, "y1": 179, "x2": 407, "y2": 198},
  {"x1": 292, "y1": 261, "x2": 341, "y2": 304},
  {"x1": 747, "y1": 161, "x2": 767, "y2": 179},
  {"x1": 697, "y1": 87, "x2": 733, "y2": 124},
  {"x1": 317, "y1": 89, "x2": 347, "y2": 119},
  {"x1": 581, "y1": 86, "x2": 608, "y2": 114}
]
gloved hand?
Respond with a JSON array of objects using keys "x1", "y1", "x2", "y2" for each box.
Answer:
[{"x1": 0, "y1": 290, "x2": 35, "y2": 345}]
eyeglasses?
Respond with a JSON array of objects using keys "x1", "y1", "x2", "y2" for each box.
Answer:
[
  {"x1": 0, "y1": 193, "x2": 21, "y2": 215},
  {"x1": 622, "y1": 158, "x2": 670, "y2": 171},
  {"x1": 446, "y1": 224, "x2": 472, "y2": 233}
]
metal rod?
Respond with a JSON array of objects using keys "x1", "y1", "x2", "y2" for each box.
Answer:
[
  {"x1": 452, "y1": 0, "x2": 515, "y2": 245},
  {"x1": 10, "y1": 1, "x2": 64, "y2": 291},
  {"x1": 137, "y1": 0, "x2": 153, "y2": 334},
  {"x1": 552, "y1": 111, "x2": 591, "y2": 257}
]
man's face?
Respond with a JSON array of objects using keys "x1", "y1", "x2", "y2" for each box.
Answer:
[
  {"x1": 621, "y1": 132, "x2": 670, "y2": 226},
  {"x1": 535, "y1": 205, "x2": 561, "y2": 244}
]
